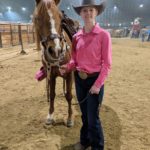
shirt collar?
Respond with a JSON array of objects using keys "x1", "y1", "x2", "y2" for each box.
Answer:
[
  {"x1": 76, "y1": 23, "x2": 102, "y2": 36},
  {"x1": 92, "y1": 23, "x2": 102, "y2": 34}
]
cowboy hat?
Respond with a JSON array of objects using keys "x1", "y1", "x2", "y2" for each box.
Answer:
[{"x1": 73, "y1": 0, "x2": 106, "y2": 16}]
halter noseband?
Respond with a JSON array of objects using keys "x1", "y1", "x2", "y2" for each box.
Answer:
[
  {"x1": 41, "y1": 33, "x2": 65, "y2": 45},
  {"x1": 41, "y1": 25, "x2": 70, "y2": 69}
]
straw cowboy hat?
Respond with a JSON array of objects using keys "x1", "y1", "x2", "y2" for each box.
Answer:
[{"x1": 73, "y1": 0, "x2": 106, "y2": 16}]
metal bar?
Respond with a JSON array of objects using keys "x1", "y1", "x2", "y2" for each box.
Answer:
[
  {"x1": 18, "y1": 24, "x2": 26, "y2": 54},
  {"x1": 0, "y1": 32, "x2": 2, "y2": 48}
]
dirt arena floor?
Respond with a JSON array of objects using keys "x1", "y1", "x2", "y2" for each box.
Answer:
[{"x1": 0, "y1": 38, "x2": 150, "y2": 150}]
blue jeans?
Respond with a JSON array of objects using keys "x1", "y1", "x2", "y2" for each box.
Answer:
[{"x1": 74, "y1": 71, "x2": 104, "y2": 150}]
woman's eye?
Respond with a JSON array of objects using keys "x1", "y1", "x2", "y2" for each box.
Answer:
[
  {"x1": 90, "y1": 9, "x2": 94, "y2": 12},
  {"x1": 83, "y1": 9, "x2": 87, "y2": 12}
]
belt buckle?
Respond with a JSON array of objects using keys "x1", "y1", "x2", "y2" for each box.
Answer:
[{"x1": 78, "y1": 71, "x2": 88, "y2": 79}]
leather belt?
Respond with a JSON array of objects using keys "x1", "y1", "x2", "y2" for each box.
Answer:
[{"x1": 77, "y1": 71, "x2": 99, "y2": 80}]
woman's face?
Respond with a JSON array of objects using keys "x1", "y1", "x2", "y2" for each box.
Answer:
[{"x1": 80, "y1": 6, "x2": 98, "y2": 23}]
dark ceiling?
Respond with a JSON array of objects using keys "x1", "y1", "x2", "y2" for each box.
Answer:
[{"x1": 0, "y1": 0, "x2": 149, "y2": 27}]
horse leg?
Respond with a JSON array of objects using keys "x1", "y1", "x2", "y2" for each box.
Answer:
[
  {"x1": 65, "y1": 73, "x2": 74, "y2": 127},
  {"x1": 46, "y1": 76, "x2": 56, "y2": 125}
]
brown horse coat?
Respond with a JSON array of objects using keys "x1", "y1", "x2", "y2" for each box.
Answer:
[{"x1": 33, "y1": 0, "x2": 76, "y2": 127}]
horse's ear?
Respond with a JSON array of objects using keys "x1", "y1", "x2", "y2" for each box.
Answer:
[
  {"x1": 54, "y1": 0, "x2": 61, "y2": 5},
  {"x1": 35, "y1": 0, "x2": 41, "y2": 5}
]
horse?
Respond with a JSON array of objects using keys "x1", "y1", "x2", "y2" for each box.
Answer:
[{"x1": 33, "y1": 0, "x2": 78, "y2": 127}]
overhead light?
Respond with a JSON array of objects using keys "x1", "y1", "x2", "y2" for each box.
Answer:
[
  {"x1": 67, "y1": 7, "x2": 70, "y2": 10},
  {"x1": 22, "y1": 7, "x2": 26, "y2": 11},
  {"x1": 114, "y1": 6, "x2": 117, "y2": 10},
  {"x1": 139, "y1": 4, "x2": 144, "y2": 8},
  {"x1": 7, "y1": 6, "x2": 12, "y2": 11}
]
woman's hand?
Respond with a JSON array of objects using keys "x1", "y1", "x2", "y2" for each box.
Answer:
[
  {"x1": 89, "y1": 85, "x2": 100, "y2": 95},
  {"x1": 59, "y1": 64, "x2": 68, "y2": 75}
]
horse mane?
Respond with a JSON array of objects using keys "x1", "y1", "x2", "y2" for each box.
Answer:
[{"x1": 35, "y1": 0, "x2": 48, "y2": 16}]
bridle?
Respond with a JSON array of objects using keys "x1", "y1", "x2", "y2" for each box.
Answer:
[
  {"x1": 34, "y1": 2, "x2": 78, "y2": 69},
  {"x1": 41, "y1": 33, "x2": 64, "y2": 45},
  {"x1": 40, "y1": 22, "x2": 70, "y2": 68}
]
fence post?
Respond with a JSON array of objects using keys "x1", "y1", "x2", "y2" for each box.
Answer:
[
  {"x1": 32, "y1": 27, "x2": 35, "y2": 43},
  {"x1": 35, "y1": 32, "x2": 41, "y2": 51},
  {"x1": 0, "y1": 32, "x2": 2, "y2": 48},
  {"x1": 18, "y1": 24, "x2": 26, "y2": 54},
  {"x1": 27, "y1": 24, "x2": 30, "y2": 43},
  {"x1": 10, "y1": 24, "x2": 13, "y2": 46}
]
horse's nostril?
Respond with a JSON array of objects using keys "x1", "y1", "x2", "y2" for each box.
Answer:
[{"x1": 48, "y1": 47, "x2": 54, "y2": 55}]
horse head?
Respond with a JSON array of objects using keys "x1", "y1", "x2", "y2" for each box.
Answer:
[{"x1": 33, "y1": 0, "x2": 71, "y2": 66}]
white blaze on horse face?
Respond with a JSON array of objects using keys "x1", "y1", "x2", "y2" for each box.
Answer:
[{"x1": 47, "y1": 9, "x2": 61, "y2": 57}]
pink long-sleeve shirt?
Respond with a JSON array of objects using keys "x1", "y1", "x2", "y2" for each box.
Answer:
[{"x1": 67, "y1": 23, "x2": 112, "y2": 88}]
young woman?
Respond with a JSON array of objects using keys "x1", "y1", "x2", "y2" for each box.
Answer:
[{"x1": 60, "y1": 0, "x2": 112, "y2": 149}]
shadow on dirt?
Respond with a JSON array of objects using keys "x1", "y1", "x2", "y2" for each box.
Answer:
[{"x1": 60, "y1": 105, "x2": 122, "y2": 150}]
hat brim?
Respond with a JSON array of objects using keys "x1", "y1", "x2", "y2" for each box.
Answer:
[{"x1": 73, "y1": 1, "x2": 106, "y2": 16}]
